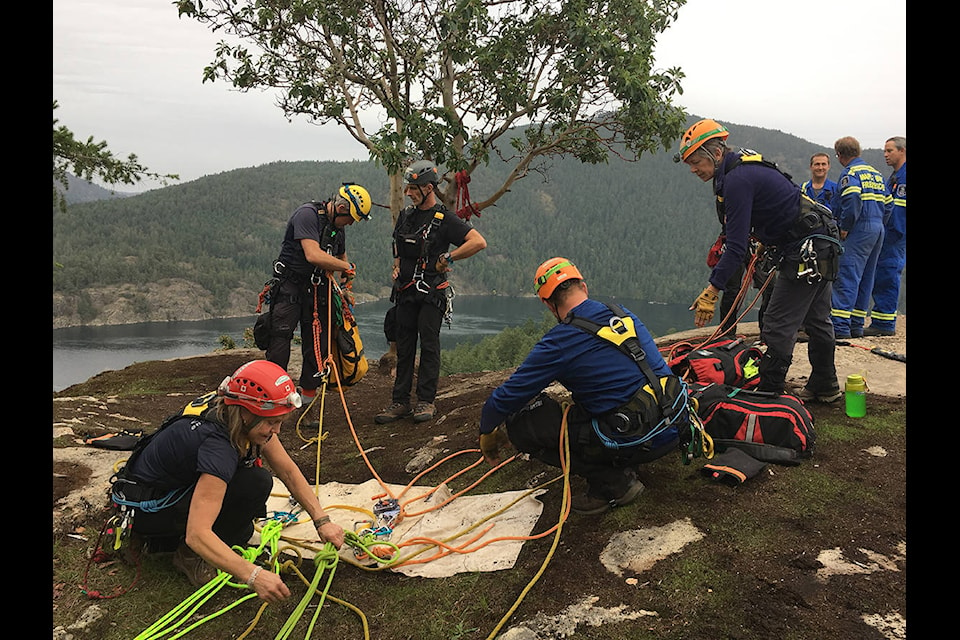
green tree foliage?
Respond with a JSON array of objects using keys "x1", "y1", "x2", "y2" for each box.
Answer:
[
  {"x1": 174, "y1": 0, "x2": 689, "y2": 221},
  {"x1": 441, "y1": 313, "x2": 556, "y2": 374},
  {"x1": 52, "y1": 121, "x2": 903, "y2": 322},
  {"x1": 52, "y1": 101, "x2": 179, "y2": 213}
]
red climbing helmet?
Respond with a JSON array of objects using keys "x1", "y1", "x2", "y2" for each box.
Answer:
[{"x1": 218, "y1": 360, "x2": 302, "y2": 417}]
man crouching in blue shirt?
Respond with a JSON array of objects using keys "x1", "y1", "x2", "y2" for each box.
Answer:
[{"x1": 478, "y1": 257, "x2": 684, "y2": 516}]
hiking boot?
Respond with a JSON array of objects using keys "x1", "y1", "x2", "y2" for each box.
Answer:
[
  {"x1": 375, "y1": 402, "x2": 412, "y2": 424},
  {"x1": 863, "y1": 326, "x2": 896, "y2": 337},
  {"x1": 797, "y1": 385, "x2": 842, "y2": 404},
  {"x1": 413, "y1": 402, "x2": 436, "y2": 423},
  {"x1": 850, "y1": 328, "x2": 864, "y2": 338},
  {"x1": 172, "y1": 543, "x2": 218, "y2": 587},
  {"x1": 571, "y1": 477, "x2": 645, "y2": 516}
]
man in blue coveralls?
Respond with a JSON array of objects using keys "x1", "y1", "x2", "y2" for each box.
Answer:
[
  {"x1": 864, "y1": 136, "x2": 906, "y2": 336},
  {"x1": 830, "y1": 136, "x2": 891, "y2": 339}
]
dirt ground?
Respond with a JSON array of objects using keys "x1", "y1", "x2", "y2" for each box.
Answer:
[{"x1": 53, "y1": 319, "x2": 907, "y2": 639}]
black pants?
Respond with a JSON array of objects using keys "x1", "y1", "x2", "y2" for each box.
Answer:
[
  {"x1": 719, "y1": 265, "x2": 746, "y2": 334},
  {"x1": 392, "y1": 292, "x2": 444, "y2": 404},
  {"x1": 131, "y1": 466, "x2": 273, "y2": 550},
  {"x1": 505, "y1": 395, "x2": 677, "y2": 500},
  {"x1": 758, "y1": 271, "x2": 836, "y2": 393},
  {"x1": 264, "y1": 278, "x2": 332, "y2": 391}
]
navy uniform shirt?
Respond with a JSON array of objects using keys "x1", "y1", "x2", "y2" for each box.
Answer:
[
  {"x1": 128, "y1": 416, "x2": 245, "y2": 491},
  {"x1": 710, "y1": 152, "x2": 801, "y2": 291},
  {"x1": 276, "y1": 201, "x2": 345, "y2": 277}
]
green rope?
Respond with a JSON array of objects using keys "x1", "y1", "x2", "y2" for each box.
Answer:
[
  {"x1": 134, "y1": 520, "x2": 286, "y2": 640},
  {"x1": 343, "y1": 530, "x2": 401, "y2": 566},
  {"x1": 275, "y1": 543, "x2": 340, "y2": 640}
]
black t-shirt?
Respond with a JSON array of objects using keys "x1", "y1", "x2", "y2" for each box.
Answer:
[
  {"x1": 392, "y1": 204, "x2": 474, "y2": 286},
  {"x1": 128, "y1": 416, "x2": 249, "y2": 491},
  {"x1": 276, "y1": 202, "x2": 346, "y2": 277}
]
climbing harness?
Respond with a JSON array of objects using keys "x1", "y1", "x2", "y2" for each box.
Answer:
[{"x1": 563, "y1": 303, "x2": 705, "y2": 462}]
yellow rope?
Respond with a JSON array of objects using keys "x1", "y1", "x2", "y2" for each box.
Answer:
[{"x1": 485, "y1": 404, "x2": 573, "y2": 640}]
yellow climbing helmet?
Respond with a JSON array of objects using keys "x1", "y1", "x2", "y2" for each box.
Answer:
[
  {"x1": 339, "y1": 183, "x2": 372, "y2": 221},
  {"x1": 675, "y1": 119, "x2": 729, "y2": 163},
  {"x1": 534, "y1": 257, "x2": 584, "y2": 300}
]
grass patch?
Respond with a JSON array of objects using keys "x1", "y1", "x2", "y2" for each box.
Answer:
[{"x1": 813, "y1": 407, "x2": 906, "y2": 443}]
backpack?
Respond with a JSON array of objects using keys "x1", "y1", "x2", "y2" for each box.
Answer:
[
  {"x1": 330, "y1": 297, "x2": 368, "y2": 387},
  {"x1": 667, "y1": 336, "x2": 764, "y2": 390},
  {"x1": 109, "y1": 392, "x2": 218, "y2": 512},
  {"x1": 564, "y1": 303, "x2": 691, "y2": 450},
  {"x1": 689, "y1": 382, "x2": 815, "y2": 465}
]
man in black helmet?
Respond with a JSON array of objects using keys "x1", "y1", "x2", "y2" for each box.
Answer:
[{"x1": 376, "y1": 160, "x2": 487, "y2": 424}]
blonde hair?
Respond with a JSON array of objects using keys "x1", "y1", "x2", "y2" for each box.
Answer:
[{"x1": 207, "y1": 397, "x2": 257, "y2": 453}]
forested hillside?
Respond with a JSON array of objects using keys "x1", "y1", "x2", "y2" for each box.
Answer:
[{"x1": 52, "y1": 119, "x2": 900, "y2": 327}]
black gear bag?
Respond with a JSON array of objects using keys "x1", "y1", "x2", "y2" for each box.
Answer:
[{"x1": 689, "y1": 382, "x2": 815, "y2": 465}]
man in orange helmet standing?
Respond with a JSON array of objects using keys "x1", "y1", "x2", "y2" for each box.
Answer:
[
  {"x1": 676, "y1": 119, "x2": 843, "y2": 402},
  {"x1": 477, "y1": 258, "x2": 690, "y2": 516}
]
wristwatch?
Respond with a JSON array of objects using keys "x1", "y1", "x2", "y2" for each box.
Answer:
[{"x1": 443, "y1": 252, "x2": 454, "y2": 263}]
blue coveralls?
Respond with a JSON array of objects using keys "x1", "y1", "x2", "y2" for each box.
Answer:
[
  {"x1": 830, "y1": 159, "x2": 891, "y2": 337},
  {"x1": 868, "y1": 163, "x2": 906, "y2": 332},
  {"x1": 801, "y1": 179, "x2": 838, "y2": 209}
]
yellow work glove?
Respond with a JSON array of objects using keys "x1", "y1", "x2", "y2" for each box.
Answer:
[
  {"x1": 479, "y1": 426, "x2": 511, "y2": 465},
  {"x1": 690, "y1": 286, "x2": 720, "y2": 328}
]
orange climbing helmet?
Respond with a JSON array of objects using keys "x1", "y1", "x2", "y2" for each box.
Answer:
[
  {"x1": 218, "y1": 360, "x2": 302, "y2": 417},
  {"x1": 675, "y1": 119, "x2": 729, "y2": 162},
  {"x1": 534, "y1": 257, "x2": 584, "y2": 300}
]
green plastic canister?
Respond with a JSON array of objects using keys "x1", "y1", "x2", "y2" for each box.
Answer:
[{"x1": 845, "y1": 374, "x2": 867, "y2": 418}]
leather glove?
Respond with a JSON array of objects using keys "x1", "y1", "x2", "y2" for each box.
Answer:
[
  {"x1": 479, "y1": 426, "x2": 511, "y2": 465},
  {"x1": 690, "y1": 286, "x2": 720, "y2": 328}
]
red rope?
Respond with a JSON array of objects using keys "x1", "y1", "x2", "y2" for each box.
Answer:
[{"x1": 454, "y1": 170, "x2": 481, "y2": 220}]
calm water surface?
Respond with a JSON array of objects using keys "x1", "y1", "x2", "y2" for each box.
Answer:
[{"x1": 52, "y1": 295, "x2": 756, "y2": 392}]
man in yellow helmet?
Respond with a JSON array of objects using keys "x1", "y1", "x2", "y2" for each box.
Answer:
[
  {"x1": 676, "y1": 119, "x2": 843, "y2": 402},
  {"x1": 263, "y1": 183, "x2": 372, "y2": 399}
]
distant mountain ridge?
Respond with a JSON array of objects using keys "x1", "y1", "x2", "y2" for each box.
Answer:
[
  {"x1": 56, "y1": 173, "x2": 139, "y2": 205},
  {"x1": 52, "y1": 119, "x2": 902, "y2": 328}
]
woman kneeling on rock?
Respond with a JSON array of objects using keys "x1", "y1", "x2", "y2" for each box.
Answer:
[{"x1": 116, "y1": 360, "x2": 344, "y2": 603}]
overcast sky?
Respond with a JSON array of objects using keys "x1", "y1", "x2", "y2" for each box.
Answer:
[{"x1": 53, "y1": 0, "x2": 907, "y2": 192}]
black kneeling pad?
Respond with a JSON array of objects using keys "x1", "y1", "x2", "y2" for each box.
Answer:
[{"x1": 701, "y1": 448, "x2": 767, "y2": 486}]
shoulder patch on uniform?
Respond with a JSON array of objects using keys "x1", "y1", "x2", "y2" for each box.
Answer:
[
  {"x1": 839, "y1": 175, "x2": 851, "y2": 189},
  {"x1": 896, "y1": 184, "x2": 906, "y2": 197}
]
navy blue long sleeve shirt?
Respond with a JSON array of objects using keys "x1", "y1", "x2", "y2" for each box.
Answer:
[
  {"x1": 479, "y1": 299, "x2": 671, "y2": 434},
  {"x1": 710, "y1": 152, "x2": 801, "y2": 291}
]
